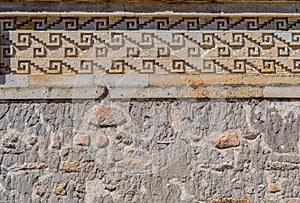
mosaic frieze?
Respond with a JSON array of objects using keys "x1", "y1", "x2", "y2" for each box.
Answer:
[{"x1": 1, "y1": 14, "x2": 300, "y2": 75}]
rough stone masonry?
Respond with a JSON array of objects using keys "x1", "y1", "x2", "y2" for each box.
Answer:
[
  {"x1": 1, "y1": 99, "x2": 300, "y2": 202},
  {"x1": 1, "y1": 0, "x2": 300, "y2": 202}
]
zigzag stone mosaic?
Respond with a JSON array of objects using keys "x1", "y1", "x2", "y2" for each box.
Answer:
[{"x1": 2, "y1": 14, "x2": 300, "y2": 75}]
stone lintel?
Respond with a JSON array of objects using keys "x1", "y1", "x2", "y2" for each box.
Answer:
[{"x1": 0, "y1": 87, "x2": 106, "y2": 99}]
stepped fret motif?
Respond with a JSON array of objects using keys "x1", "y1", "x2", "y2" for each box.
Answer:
[{"x1": 1, "y1": 14, "x2": 300, "y2": 75}]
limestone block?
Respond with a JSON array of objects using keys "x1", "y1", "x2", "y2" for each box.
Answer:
[
  {"x1": 73, "y1": 134, "x2": 90, "y2": 146},
  {"x1": 97, "y1": 135, "x2": 109, "y2": 148},
  {"x1": 0, "y1": 75, "x2": 28, "y2": 87},
  {"x1": 52, "y1": 183, "x2": 67, "y2": 196},
  {"x1": 29, "y1": 75, "x2": 95, "y2": 87},
  {"x1": 109, "y1": 86, "x2": 178, "y2": 99},
  {"x1": 59, "y1": 161, "x2": 94, "y2": 172},
  {"x1": 213, "y1": 132, "x2": 240, "y2": 149},
  {"x1": 0, "y1": 87, "x2": 106, "y2": 99},
  {"x1": 94, "y1": 74, "x2": 149, "y2": 87},
  {"x1": 264, "y1": 86, "x2": 300, "y2": 98},
  {"x1": 211, "y1": 198, "x2": 250, "y2": 203},
  {"x1": 268, "y1": 183, "x2": 281, "y2": 193},
  {"x1": 89, "y1": 106, "x2": 126, "y2": 127}
]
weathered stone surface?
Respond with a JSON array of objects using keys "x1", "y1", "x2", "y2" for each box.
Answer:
[
  {"x1": 2, "y1": 133, "x2": 18, "y2": 149},
  {"x1": 11, "y1": 162, "x2": 47, "y2": 171},
  {"x1": 199, "y1": 162, "x2": 234, "y2": 171},
  {"x1": 0, "y1": 75, "x2": 28, "y2": 88},
  {"x1": 265, "y1": 161, "x2": 298, "y2": 171},
  {"x1": 264, "y1": 86, "x2": 300, "y2": 98},
  {"x1": 280, "y1": 199, "x2": 300, "y2": 203},
  {"x1": 0, "y1": 99, "x2": 299, "y2": 202},
  {"x1": 0, "y1": 87, "x2": 107, "y2": 99},
  {"x1": 89, "y1": 106, "x2": 126, "y2": 127},
  {"x1": 242, "y1": 133, "x2": 259, "y2": 140},
  {"x1": 35, "y1": 185, "x2": 44, "y2": 197},
  {"x1": 27, "y1": 136, "x2": 38, "y2": 145},
  {"x1": 110, "y1": 87, "x2": 178, "y2": 99},
  {"x1": 52, "y1": 183, "x2": 67, "y2": 196},
  {"x1": 178, "y1": 86, "x2": 263, "y2": 99},
  {"x1": 59, "y1": 161, "x2": 94, "y2": 172},
  {"x1": 1, "y1": 1, "x2": 300, "y2": 202},
  {"x1": 268, "y1": 183, "x2": 281, "y2": 193},
  {"x1": 211, "y1": 198, "x2": 250, "y2": 203},
  {"x1": 97, "y1": 135, "x2": 109, "y2": 148},
  {"x1": 213, "y1": 132, "x2": 240, "y2": 149},
  {"x1": 50, "y1": 133, "x2": 61, "y2": 149},
  {"x1": 75, "y1": 183, "x2": 85, "y2": 193},
  {"x1": 189, "y1": 134, "x2": 202, "y2": 142},
  {"x1": 73, "y1": 134, "x2": 90, "y2": 146},
  {"x1": 116, "y1": 132, "x2": 133, "y2": 146},
  {"x1": 116, "y1": 159, "x2": 151, "y2": 170},
  {"x1": 262, "y1": 109, "x2": 299, "y2": 153},
  {"x1": 29, "y1": 75, "x2": 95, "y2": 87}
]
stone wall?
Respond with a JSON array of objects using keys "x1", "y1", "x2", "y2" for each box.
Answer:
[
  {"x1": 1, "y1": 0, "x2": 300, "y2": 202},
  {"x1": 0, "y1": 99, "x2": 300, "y2": 202}
]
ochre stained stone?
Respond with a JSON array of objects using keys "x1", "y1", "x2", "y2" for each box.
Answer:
[
  {"x1": 213, "y1": 133, "x2": 240, "y2": 149},
  {"x1": 73, "y1": 134, "x2": 90, "y2": 146},
  {"x1": 52, "y1": 183, "x2": 67, "y2": 196},
  {"x1": 211, "y1": 198, "x2": 250, "y2": 203},
  {"x1": 75, "y1": 184, "x2": 85, "y2": 193},
  {"x1": 35, "y1": 185, "x2": 44, "y2": 197},
  {"x1": 268, "y1": 183, "x2": 281, "y2": 193},
  {"x1": 50, "y1": 133, "x2": 61, "y2": 149},
  {"x1": 89, "y1": 106, "x2": 126, "y2": 127},
  {"x1": 59, "y1": 161, "x2": 94, "y2": 172}
]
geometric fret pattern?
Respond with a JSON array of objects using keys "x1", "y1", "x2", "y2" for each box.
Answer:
[{"x1": 2, "y1": 14, "x2": 300, "y2": 75}]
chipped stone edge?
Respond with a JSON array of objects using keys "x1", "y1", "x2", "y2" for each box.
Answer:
[
  {"x1": 108, "y1": 85, "x2": 300, "y2": 99},
  {"x1": 1, "y1": 74, "x2": 300, "y2": 99},
  {"x1": 0, "y1": 87, "x2": 107, "y2": 99}
]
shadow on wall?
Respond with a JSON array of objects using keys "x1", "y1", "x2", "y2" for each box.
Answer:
[
  {"x1": 0, "y1": 31, "x2": 10, "y2": 84},
  {"x1": 0, "y1": 75, "x2": 6, "y2": 84},
  {"x1": 0, "y1": 33, "x2": 8, "y2": 84}
]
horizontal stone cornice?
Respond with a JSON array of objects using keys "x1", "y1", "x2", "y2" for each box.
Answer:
[{"x1": 0, "y1": 0, "x2": 298, "y2": 2}]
